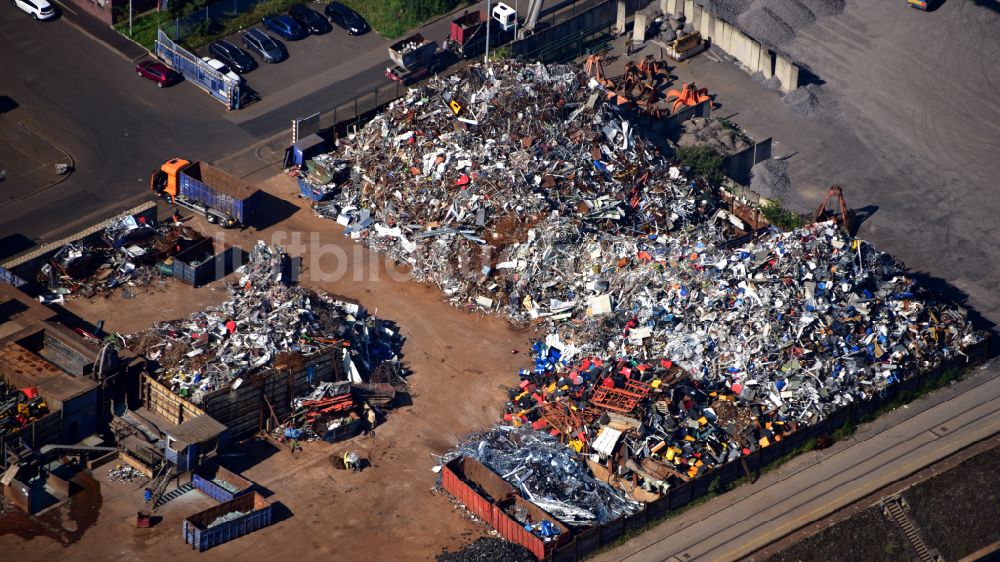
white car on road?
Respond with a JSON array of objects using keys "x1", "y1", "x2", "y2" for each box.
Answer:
[
  {"x1": 201, "y1": 57, "x2": 244, "y2": 85},
  {"x1": 12, "y1": 0, "x2": 55, "y2": 20}
]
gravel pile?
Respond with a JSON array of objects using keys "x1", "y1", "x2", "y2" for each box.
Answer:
[
  {"x1": 783, "y1": 83, "x2": 831, "y2": 115},
  {"x1": 749, "y1": 158, "x2": 791, "y2": 201},
  {"x1": 696, "y1": 0, "x2": 845, "y2": 48},
  {"x1": 750, "y1": 70, "x2": 782, "y2": 90},
  {"x1": 437, "y1": 538, "x2": 536, "y2": 562}
]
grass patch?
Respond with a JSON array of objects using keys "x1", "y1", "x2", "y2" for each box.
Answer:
[
  {"x1": 674, "y1": 145, "x2": 725, "y2": 186},
  {"x1": 114, "y1": 10, "x2": 166, "y2": 51},
  {"x1": 339, "y1": 0, "x2": 469, "y2": 39}
]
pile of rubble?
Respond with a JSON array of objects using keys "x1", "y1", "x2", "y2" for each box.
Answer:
[
  {"x1": 315, "y1": 60, "x2": 718, "y2": 321},
  {"x1": 106, "y1": 465, "x2": 145, "y2": 483},
  {"x1": 128, "y1": 242, "x2": 403, "y2": 404},
  {"x1": 677, "y1": 117, "x2": 751, "y2": 155},
  {"x1": 38, "y1": 216, "x2": 202, "y2": 303}
]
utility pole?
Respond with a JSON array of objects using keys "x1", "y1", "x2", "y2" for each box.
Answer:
[
  {"x1": 484, "y1": 0, "x2": 491, "y2": 64},
  {"x1": 129, "y1": 0, "x2": 133, "y2": 36}
]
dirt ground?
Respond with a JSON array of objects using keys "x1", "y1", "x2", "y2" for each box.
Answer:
[{"x1": 0, "y1": 173, "x2": 536, "y2": 561}]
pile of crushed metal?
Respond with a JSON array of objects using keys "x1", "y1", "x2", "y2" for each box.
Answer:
[
  {"x1": 437, "y1": 537, "x2": 535, "y2": 562},
  {"x1": 127, "y1": 242, "x2": 404, "y2": 404},
  {"x1": 38, "y1": 215, "x2": 199, "y2": 303},
  {"x1": 314, "y1": 60, "x2": 719, "y2": 321}
]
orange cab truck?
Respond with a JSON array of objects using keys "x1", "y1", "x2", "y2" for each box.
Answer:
[{"x1": 150, "y1": 158, "x2": 257, "y2": 228}]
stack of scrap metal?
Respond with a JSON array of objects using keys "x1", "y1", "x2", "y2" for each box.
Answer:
[
  {"x1": 38, "y1": 219, "x2": 204, "y2": 302},
  {"x1": 446, "y1": 426, "x2": 642, "y2": 526},
  {"x1": 277, "y1": 381, "x2": 362, "y2": 442},
  {"x1": 313, "y1": 60, "x2": 718, "y2": 320},
  {"x1": 127, "y1": 242, "x2": 404, "y2": 404},
  {"x1": 0, "y1": 383, "x2": 48, "y2": 437}
]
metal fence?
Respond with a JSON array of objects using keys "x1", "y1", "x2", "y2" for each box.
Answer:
[{"x1": 156, "y1": 30, "x2": 241, "y2": 110}]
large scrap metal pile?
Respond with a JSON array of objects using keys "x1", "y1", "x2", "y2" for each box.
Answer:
[
  {"x1": 128, "y1": 242, "x2": 404, "y2": 403},
  {"x1": 308, "y1": 60, "x2": 984, "y2": 530},
  {"x1": 39, "y1": 215, "x2": 202, "y2": 302},
  {"x1": 316, "y1": 60, "x2": 718, "y2": 320}
]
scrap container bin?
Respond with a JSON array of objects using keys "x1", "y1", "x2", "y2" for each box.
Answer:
[{"x1": 183, "y1": 491, "x2": 271, "y2": 551}]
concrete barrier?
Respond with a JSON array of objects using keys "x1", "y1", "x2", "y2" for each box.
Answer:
[
  {"x1": 759, "y1": 48, "x2": 774, "y2": 78},
  {"x1": 683, "y1": 0, "x2": 693, "y2": 17},
  {"x1": 700, "y1": 9, "x2": 713, "y2": 40},
  {"x1": 775, "y1": 54, "x2": 800, "y2": 92},
  {"x1": 616, "y1": 0, "x2": 627, "y2": 34},
  {"x1": 748, "y1": 40, "x2": 761, "y2": 72},
  {"x1": 633, "y1": 11, "x2": 648, "y2": 43}
]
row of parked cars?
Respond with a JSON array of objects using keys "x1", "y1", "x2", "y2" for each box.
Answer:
[{"x1": 137, "y1": 1, "x2": 369, "y2": 88}]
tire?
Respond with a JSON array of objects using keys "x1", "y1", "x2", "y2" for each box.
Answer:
[
  {"x1": 32, "y1": 12, "x2": 38, "y2": 19},
  {"x1": 156, "y1": 82, "x2": 163, "y2": 88},
  {"x1": 137, "y1": 71, "x2": 143, "y2": 76}
]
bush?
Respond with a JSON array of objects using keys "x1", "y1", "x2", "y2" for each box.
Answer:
[
  {"x1": 761, "y1": 201, "x2": 806, "y2": 231},
  {"x1": 674, "y1": 145, "x2": 725, "y2": 186}
]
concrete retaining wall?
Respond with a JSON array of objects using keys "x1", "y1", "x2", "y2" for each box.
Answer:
[{"x1": 660, "y1": 4, "x2": 798, "y2": 92}]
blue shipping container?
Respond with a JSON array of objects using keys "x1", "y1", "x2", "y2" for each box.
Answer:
[
  {"x1": 297, "y1": 177, "x2": 336, "y2": 202},
  {"x1": 183, "y1": 492, "x2": 271, "y2": 551}
]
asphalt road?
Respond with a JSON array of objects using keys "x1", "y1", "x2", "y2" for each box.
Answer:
[
  {"x1": 594, "y1": 360, "x2": 1000, "y2": 562},
  {"x1": 0, "y1": 4, "x2": 257, "y2": 251}
]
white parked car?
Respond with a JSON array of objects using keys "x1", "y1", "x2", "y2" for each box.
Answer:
[
  {"x1": 201, "y1": 57, "x2": 244, "y2": 85},
  {"x1": 12, "y1": 0, "x2": 55, "y2": 20}
]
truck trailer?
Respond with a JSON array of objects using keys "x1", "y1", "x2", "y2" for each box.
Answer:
[
  {"x1": 443, "y1": 3, "x2": 516, "y2": 59},
  {"x1": 150, "y1": 158, "x2": 258, "y2": 228},
  {"x1": 385, "y1": 33, "x2": 438, "y2": 85}
]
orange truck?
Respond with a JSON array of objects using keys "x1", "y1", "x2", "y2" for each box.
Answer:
[{"x1": 150, "y1": 158, "x2": 258, "y2": 228}]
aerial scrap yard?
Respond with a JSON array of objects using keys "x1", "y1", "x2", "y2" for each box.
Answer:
[
  {"x1": 296, "y1": 59, "x2": 988, "y2": 558},
  {"x1": 0, "y1": 47, "x2": 993, "y2": 562}
]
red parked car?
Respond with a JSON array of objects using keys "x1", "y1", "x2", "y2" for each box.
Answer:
[{"x1": 136, "y1": 61, "x2": 180, "y2": 87}]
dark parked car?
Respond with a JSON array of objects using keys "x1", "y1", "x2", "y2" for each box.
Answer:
[
  {"x1": 135, "y1": 61, "x2": 180, "y2": 87},
  {"x1": 289, "y1": 3, "x2": 331, "y2": 35},
  {"x1": 243, "y1": 27, "x2": 286, "y2": 63},
  {"x1": 209, "y1": 40, "x2": 255, "y2": 74},
  {"x1": 324, "y1": 1, "x2": 368, "y2": 35},
  {"x1": 262, "y1": 14, "x2": 306, "y2": 40}
]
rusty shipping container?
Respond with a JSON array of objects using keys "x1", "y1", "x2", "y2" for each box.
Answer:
[{"x1": 441, "y1": 457, "x2": 569, "y2": 559}]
